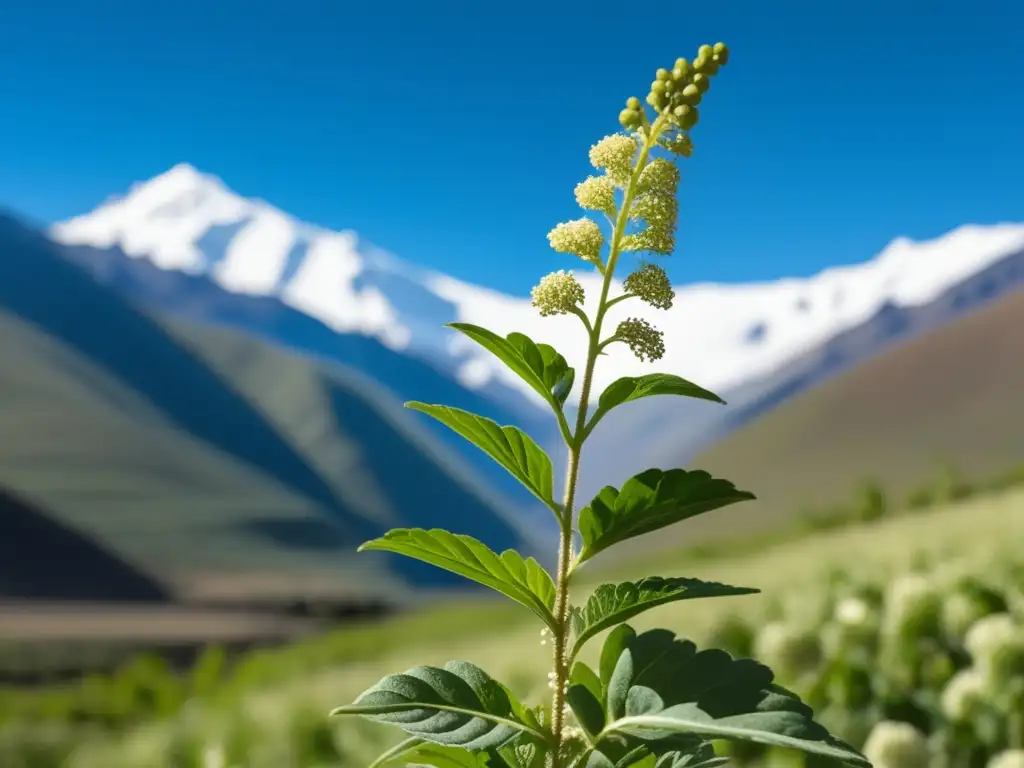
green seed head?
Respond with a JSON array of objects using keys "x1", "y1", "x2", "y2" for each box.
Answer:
[
  {"x1": 626, "y1": 96, "x2": 642, "y2": 110},
  {"x1": 618, "y1": 108, "x2": 640, "y2": 129},
  {"x1": 679, "y1": 84, "x2": 702, "y2": 106},
  {"x1": 698, "y1": 44, "x2": 714, "y2": 60},
  {"x1": 680, "y1": 107, "x2": 699, "y2": 129},
  {"x1": 693, "y1": 73, "x2": 711, "y2": 93},
  {"x1": 650, "y1": 80, "x2": 666, "y2": 95},
  {"x1": 655, "y1": 68, "x2": 671, "y2": 81},
  {"x1": 713, "y1": 41, "x2": 729, "y2": 57},
  {"x1": 624, "y1": 263, "x2": 675, "y2": 310},
  {"x1": 616, "y1": 317, "x2": 666, "y2": 362},
  {"x1": 694, "y1": 57, "x2": 719, "y2": 75}
]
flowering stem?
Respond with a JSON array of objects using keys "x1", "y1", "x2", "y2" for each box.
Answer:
[{"x1": 548, "y1": 120, "x2": 665, "y2": 768}]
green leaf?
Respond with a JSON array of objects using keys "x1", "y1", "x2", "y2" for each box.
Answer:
[
  {"x1": 569, "y1": 578, "x2": 759, "y2": 659},
  {"x1": 585, "y1": 375, "x2": 724, "y2": 438},
  {"x1": 447, "y1": 324, "x2": 575, "y2": 410},
  {"x1": 577, "y1": 469, "x2": 755, "y2": 564},
  {"x1": 406, "y1": 403, "x2": 557, "y2": 510},
  {"x1": 359, "y1": 529, "x2": 556, "y2": 629},
  {"x1": 370, "y1": 739, "x2": 490, "y2": 768},
  {"x1": 331, "y1": 660, "x2": 550, "y2": 750},
  {"x1": 596, "y1": 627, "x2": 871, "y2": 767},
  {"x1": 495, "y1": 737, "x2": 549, "y2": 768}
]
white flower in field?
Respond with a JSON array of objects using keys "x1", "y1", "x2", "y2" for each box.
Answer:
[
  {"x1": 754, "y1": 621, "x2": 823, "y2": 678},
  {"x1": 203, "y1": 744, "x2": 227, "y2": 768},
  {"x1": 835, "y1": 596, "x2": 872, "y2": 627},
  {"x1": 988, "y1": 749, "x2": 1024, "y2": 768},
  {"x1": 964, "y1": 613, "x2": 1019, "y2": 663},
  {"x1": 942, "y1": 591, "x2": 999, "y2": 644},
  {"x1": 940, "y1": 667, "x2": 988, "y2": 722},
  {"x1": 861, "y1": 720, "x2": 930, "y2": 768},
  {"x1": 883, "y1": 574, "x2": 940, "y2": 637}
]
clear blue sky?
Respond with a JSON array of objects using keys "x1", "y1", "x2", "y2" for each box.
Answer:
[{"x1": 1, "y1": 0, "x2": 1020, "y2": 295}]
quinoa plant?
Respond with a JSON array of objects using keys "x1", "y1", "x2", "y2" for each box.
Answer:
[{"x1": 331, "y1": 44, "x2": 873, "y2": 768}]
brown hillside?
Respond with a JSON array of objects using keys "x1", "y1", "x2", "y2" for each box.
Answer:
[{"x1": 665, "y1": 288, "x2": 1024, "y2": 546}]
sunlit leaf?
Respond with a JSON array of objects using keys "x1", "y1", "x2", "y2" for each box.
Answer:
[
  {"x1": 331, "y1": 661, "x2": 550, "y2": 750},
  {"x1": 448, "y1": 324, "x2": 575, "y2": 410},
  {"x1": 578, "y1": 469, "x2": 755, "y2": 563},
  {"x1": 585, "y1": 375, "x2": 724, "y2": 438},
  {"x1": 569, "y1": 578, "x2": 759, "y2": 659},
  {"x1": 406, "y1": 403, "x2": 557, "y2": 510},
  {"x1": 595, "y1": 627, "x2": 870, "y2": 766},
  {"x1": 359, "y1": 528, "x2": 556, "y2": 629}
]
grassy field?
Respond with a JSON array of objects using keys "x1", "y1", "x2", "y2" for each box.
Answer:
[{"x1": 7, "y1": 485, "x2": 1020, "y2": 767}]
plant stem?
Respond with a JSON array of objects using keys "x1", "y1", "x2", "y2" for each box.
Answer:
[{"x1": 548, "y1": 120, "x2": 664, "y2": 768}]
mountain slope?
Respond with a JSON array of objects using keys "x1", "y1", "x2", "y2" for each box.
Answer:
[
  {"x1": 0, "y1": 214, "x2": 550, "y2": 604},
  {"x1": 661, "y1": 287, "x2": 1024, "y2": 548},
  {"x1": 49, "y1": 165, "x2": 1024, "y2": 504}
]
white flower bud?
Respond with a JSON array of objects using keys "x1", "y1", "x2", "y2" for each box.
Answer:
[
  {"x1": 862, "y1": 720, "x2": 930, "y2": 768},
  {"x1": 940, "y1": 667, "x2": 987, "y2": 722}
]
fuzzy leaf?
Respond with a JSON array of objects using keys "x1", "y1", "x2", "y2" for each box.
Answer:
[
  {"x1": 495, "y1": 738, "x2": 548, "y2": 768},
  {"x1": 597, "y1": 627, "x2": 870, "y2": 767},
  {"x1": 359, "y1": 529, "x2": 556, "y2": 629},
  {"x1": 331, "y1": 660, "x2": 549, "y2": 750},
  {"x1": 447, "y1": 324, "x2": 575, "y2": 410},
  {"x1": 586, "y1": 375, "x2": 724, "y2": 436},
  {"x1": 569, "y1": 578, "x2": 759, "y2": 659},
  {"x1": 406, "y1": 403, "x2": 556, "y2": 509},
  {"x1": 577, "y1": 469, "x2": 755, "y2": 563}
]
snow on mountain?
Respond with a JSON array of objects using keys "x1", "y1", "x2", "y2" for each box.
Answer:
[{"x1": 52, "y1": 164, "x2": 1024, "y2": 416}]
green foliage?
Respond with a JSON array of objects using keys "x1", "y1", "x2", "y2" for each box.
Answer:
[
  {"x1": 406, "y1": 403, "x2": 558, "y2": 513},
  {"x1": 359, "y1": 529, "x2": 558, "y2": 629},
  {"x1": 583, "y1": 374, "x2": 724, "y2": 440},
  {"x1": 447, "y1": 324, "x2": 576, "y2": 414},
  {"x1": 577, "y1": 470, "x2": 755, "y2": 565},
  {"x1": 569, "y1": 579, "x2": 759, "y2": 660},
  {"x1": 330, "y1": 43, "x2": 874, "y2": 768}
]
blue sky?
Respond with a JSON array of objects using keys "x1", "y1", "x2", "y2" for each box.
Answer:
[{"x1": 1, "y1": 0, "x2": 1020, "y2": 295}]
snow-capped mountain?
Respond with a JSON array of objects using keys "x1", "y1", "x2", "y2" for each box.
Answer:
[
  {"x1": 53, "y1": 164, "x2": 1024, "y2": 406},
  {"x1": 51, "y1": 164, "x2": 1024, "y2": 498}
]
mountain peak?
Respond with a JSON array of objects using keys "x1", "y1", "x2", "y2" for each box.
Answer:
[{"x1": 49, "y1": 165, "x2": 1024, "y2": 403}]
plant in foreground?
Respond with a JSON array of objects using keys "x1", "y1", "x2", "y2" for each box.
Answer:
[{"x1": 330, "y1": 44, "x2": 872, "y2": 768}]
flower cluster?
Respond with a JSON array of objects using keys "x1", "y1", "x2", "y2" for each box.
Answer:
[
  {"x1": 546, "y1": 218, "x2": 604, "y2": 265},
  {"x1": 587, "y1": 134, "x2": 638, "y2": 188},
  {"x1": 615, "y1": 317, "x2": 665, "y2": 362},
  {"x1": 573, "y1": 175, "x2": 617, "y2": 216},
  {"x1": 624, "y1": 263, "x2": 674, "y2": 310},
  {"x1": 753, "y1": 621, "x2": 823, "y2": 680},
  {"x1": 530, "y1": 270, "x2": 585, "y2": 317}
]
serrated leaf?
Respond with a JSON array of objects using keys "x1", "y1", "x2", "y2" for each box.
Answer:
[
  {"x1": 331, "y1": 660, "x2": 550, "y2": 750},
  {"x1": 406, "y1": 403, "x2": 556, "y2": 510},
  {"x1": 359, "y1": 529, "x2": 556, "y2": 629},
  {"x1": 577, "y1": 470, "x2": 755, "y2": 564},
  {"x1": 495, "y1": 737, "x2": 548, "y2": 768},
  {"x1": 596, "y1": 627, "x2": 871, "y2": 767},
  {"x1": 585, "y1": 375, "x2": 724, "y2": 438},
  {"x1": 569, "y1": 578, "x2": 759, "y2": 659},
  {"x1": 448, "y1": 324, "x2": 575, "y2": 410}
]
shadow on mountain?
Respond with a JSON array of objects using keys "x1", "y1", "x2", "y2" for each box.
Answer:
[
  {"x1": 0, "y1": 486, "x2": 168, "y2": 602},
  {"x1": 57, "y1": 236, "x2": 556, "y2": 510},
  {"x1": 0, "y1": 216, "x2": 351, "y2": 519}
]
